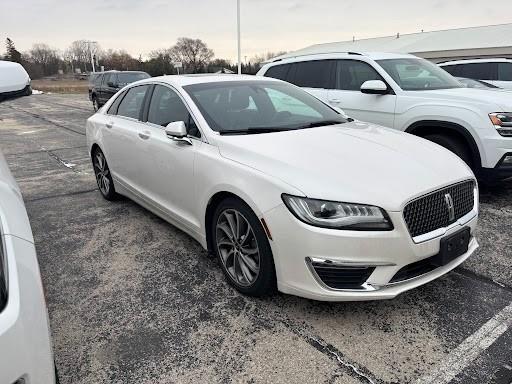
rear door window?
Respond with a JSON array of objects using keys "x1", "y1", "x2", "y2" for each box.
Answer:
[
  {"x1": 336, "y1": 60, "x2": 383, "y2": 91},
  {"x1": 441, "y1": 64, "x2": 462, "y2": 77},
  {"x1": 498, "y1": 63, "x2": 512, "y2": 81},
  {"x1": 264, "y1": 64, "x2": 292, "y2": 81},
  {"x1": 289, "y1": 60, "x2": 335, "y2": 89},
  {"x1": 117, "y1": 85, "x2": 150, "y2": 120},
  {"x1": 459, "y1": 63, "x2": 497, "y2": 80}
]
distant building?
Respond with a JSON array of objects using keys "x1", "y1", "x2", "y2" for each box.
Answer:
[{"x1": 273, "y1": 23, "x2": 512, "y2": 63}]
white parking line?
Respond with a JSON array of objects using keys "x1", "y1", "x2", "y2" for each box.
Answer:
[{"x1": 416, "y1": 303, "x2": 512, "y2": 384}]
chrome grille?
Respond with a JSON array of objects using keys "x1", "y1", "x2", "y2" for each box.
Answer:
[{"x1": 403, "y1": 180, "x2": 475, "y2": 238}]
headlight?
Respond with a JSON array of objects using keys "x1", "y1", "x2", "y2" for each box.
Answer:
[
  {"x1": 282, "y1": 194, "x2": 393, "y2": 230},
  {"x1": 0, "y1": 235, "x2": 7, "y2": 312},
  {"x1": 489, "y1": 113, "x2": 512, "y2": 137}
]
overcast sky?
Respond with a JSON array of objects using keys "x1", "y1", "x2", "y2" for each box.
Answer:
[{"x1": 1, "y1": 0, "x2": 511, "y2": 61}]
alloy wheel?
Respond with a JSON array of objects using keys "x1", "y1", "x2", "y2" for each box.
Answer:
[
  {"x1": 93, "y1": 151, "x2": 111, "y2": 196},
  {"x1": 216, "y1": 209, "x2": 261, "y2": 287}
]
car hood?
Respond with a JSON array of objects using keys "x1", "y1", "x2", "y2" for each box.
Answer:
[
  {"x1": 216, "y1": 122, "x2": 474, "y2": 211},
  {"x1": 414, "y1": 88, "x2": 512, "y2": 111}
]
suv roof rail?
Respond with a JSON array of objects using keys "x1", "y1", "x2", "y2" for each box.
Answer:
[
  {"x1": 269, "y1": 51, "x2": 364, "y2": 63},
  {"x1": 439, "y1": 57, "x2": 511, "y2": 64}
]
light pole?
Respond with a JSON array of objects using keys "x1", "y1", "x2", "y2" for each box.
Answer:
[
  {"x1": 85, "y1": 40, "x2": 97, "y2": 73},
  {"x1": 237, "y1": 0, "x2": 241, "y2": 74}
]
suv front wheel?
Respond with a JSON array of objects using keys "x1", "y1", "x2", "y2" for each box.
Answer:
[{"x1": 424, "y1": 133, "x2": 474, "y2": 170}]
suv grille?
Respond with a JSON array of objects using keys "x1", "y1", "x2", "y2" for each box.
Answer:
[{"x1": 403, "y1": 180, "x2": 475, "y2": 238}]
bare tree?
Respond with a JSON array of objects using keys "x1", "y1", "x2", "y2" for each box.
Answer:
[
  {"x1": 169, "y1": 37, "x2": 214, "y2": 73},
  {"x1": 29, "y1": 43, "x2": 61, "y2": 75},
  {"x1": 101, "y1": 49, "x2": 141, "y2": 71},
  {"x1": 65, "y1": 40, "x2": 100, "y2": 72}
]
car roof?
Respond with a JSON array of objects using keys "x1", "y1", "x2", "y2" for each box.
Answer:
[
  {"x1": 133, "y1": 74, "x2": 281, "y2": 87},
  {"x1": 439, "y1": 58, "x2": 512, "y2": 65},
  {"x1": 265, "y1": 51, "x2": 418, "y2": 65}
]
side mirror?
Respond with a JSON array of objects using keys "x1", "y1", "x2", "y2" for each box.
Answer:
[
  {"x1": 107, "y1": 81, "x2": 117, "y2": 88},
  {"x1": 165, "y1": 121, "x2": 192, "y2": 145},
  {"x1": 360, "y1": 80, "x2": 389, "y2": 95}
]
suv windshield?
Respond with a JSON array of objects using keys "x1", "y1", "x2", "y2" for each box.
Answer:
[
  {"x1": 117, "y1": 72, "x2": 150, "y2": 86},
  {"x1": 183, "y1": 81, "x2": 347, "y2": 134},
  {"x1": 377, "y1": 58, "x2": 463, "y2": 91}
]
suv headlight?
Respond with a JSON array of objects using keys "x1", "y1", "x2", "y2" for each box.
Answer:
[
  {"x1": 489, "y1": 113, "x2": 512, "y2": 137},
  {"x1": 0, "y1": 235, "x2": 7, "y2": 312},
  {"x1": 282, "y1": 194, "x2": 393, "y2": 230}
]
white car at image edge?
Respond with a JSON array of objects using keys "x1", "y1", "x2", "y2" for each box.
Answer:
[
  {"x1": 0, "y1": 151, "x2": 56, "y2": 383},
  {"x1": 0, "y1": 60, "x2": 32, "y2": 99},
  {"x1": 86, "y1": 75, "x2": 478, "y2": 301}
]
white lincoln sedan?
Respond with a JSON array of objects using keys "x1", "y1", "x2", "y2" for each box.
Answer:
[{"x1": 86, "y1": 75, "x2": 479, "y2": 301}]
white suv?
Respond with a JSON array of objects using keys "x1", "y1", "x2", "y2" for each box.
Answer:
[
  {"x1": 439, "y1": 58, "x2": 512, "y2": 89},
  {"x1": 258, "y1": 52, "x2": 512, "y2": 181}
]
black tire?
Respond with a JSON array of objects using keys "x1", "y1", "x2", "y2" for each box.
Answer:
[
  {"x1": 92, "y1": 147, "x2": 118, "y2": 201},
  {"x1": 55, "y1": 362, "x2": 60, "y2": 384},
  {"x1": 424, "y1": 133, "x2": 474, "y2": 170},
  {"x1": 24, "y1": 85, "x2": 32, "y2": 96},
  {"x1": 92, "y1": 95, "x2": 100, "y2": 111},
  {"x1": 212, "y1": 197, "x2": 277, "y2": 297}
]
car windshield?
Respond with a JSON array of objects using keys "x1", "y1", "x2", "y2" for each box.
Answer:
[
  {"x1": 377, "y1": 58, "x2": 463, "y2": 91},
  {"x1": 183, "y1": 81, "x2": 347, "y2": 134},
  {"x1": 456, "y1": 77, "x2": 498, "y2": 89},
  {"x1": 117, "y1": 72, "x2": 150, "y2": 86}
]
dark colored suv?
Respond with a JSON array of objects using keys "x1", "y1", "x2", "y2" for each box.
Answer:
[{"x1": 89, "y1": 71, "x2": 150, "y2": 111}]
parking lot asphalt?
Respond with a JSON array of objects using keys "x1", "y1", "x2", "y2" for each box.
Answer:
[{"x1": 0, "y1": 93, "x2": 511, "y2": 384}]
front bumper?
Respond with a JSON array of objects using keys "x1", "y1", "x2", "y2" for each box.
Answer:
[
  {"x1": 264, "y1": 204, "x2": 478, "y2": 301},
  {"x1": 0, "y1": 235, "x2": 55, "y2": 384},
  {"x1": 480, "y1": 153, "x2": 512, "y2": 180}
]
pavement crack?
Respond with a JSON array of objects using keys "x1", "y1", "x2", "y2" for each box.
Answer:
[
  {"x1": 24, "y1": 188, "x2": 98, "y2": 203},
  {"x1": 4, "y1": 104, "x2": 86, "y2": 136},
  {"x1": 454, "y1": 268, "x2": 512, "y2": 293},
  {"x1": 274, "y1": 315, "x2": 381, "y2": 384},
  {"x1": 305, "y1": 335, "x2": 378, "y2": 384}
]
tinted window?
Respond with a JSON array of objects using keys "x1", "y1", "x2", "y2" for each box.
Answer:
[
  {"x1": 107, "y1": 90, "x2": 126, "y2": 115},
  {"x1": 378, "y1": 58, "x2": 462, "y2": 91},
  {"x1": 117, "y1": 72, "x2": 150, "y2": 86},
  {"x1": 498, "y1": 63, "x2": 512, "y2": 81},
  {"x1": 102, "y1": 73, "x2": 117, "y2": 86},
  {"x1": 263, "y1": 64, "x2": 291, "y2": 81},
  {"x1": 460, "y1": 63, "x2": 497, "y2": 80},
  {"x1": 291, "y1": 60, "x2": 334, "y2": 89},
  {"x1": 337, "y1": 60, "x2": 383, "y2": 91},
  {"x1": 148, "y1": 85, "x2": 200, "y2": 137},
  {"x1": 117, "y1": 85, "x2": 149, "y2": 120},
  {"x1": 184, "y1": 81, "x2": 346, "y2": 133},
  {"x1": 442, "y1": 64, "x2": 463, "y2": 77}
]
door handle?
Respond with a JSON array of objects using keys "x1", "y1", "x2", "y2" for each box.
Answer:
[
  {"x1": 106, "y1": 122, "x2": 113, "y2": 129},
  {"x1": 329, "y1": 99, "x2": 342, "y2": 104},
  {"x1": 138, "y1": 131, "x2": 151, "y2": 140}
]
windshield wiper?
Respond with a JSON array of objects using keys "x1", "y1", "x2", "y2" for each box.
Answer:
[
  {"x1": 293, "y1": 120, "x2": 346, "y2": 130},
  {"x1": 219, "y1": 127, "x2": 296, "y2": 135}
]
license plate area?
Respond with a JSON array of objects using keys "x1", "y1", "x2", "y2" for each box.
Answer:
[{"x1": 435, "y1": 227, "x2": 471, "y2": 267}]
